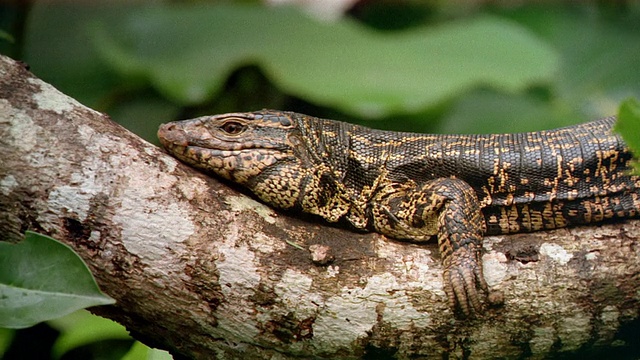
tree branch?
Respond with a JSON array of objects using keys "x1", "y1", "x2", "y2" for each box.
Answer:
[{"x1": 1, "y1": 55, "x2": 639, "y2": 359}]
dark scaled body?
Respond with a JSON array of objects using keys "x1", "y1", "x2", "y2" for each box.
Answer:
[{"x1": 158, "y1": 110, "x2": 640, "y2": 317}]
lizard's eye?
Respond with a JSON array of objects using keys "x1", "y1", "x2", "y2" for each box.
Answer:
[{"x1": 220, "y1": 121, "x2": 246, "y2": 135}]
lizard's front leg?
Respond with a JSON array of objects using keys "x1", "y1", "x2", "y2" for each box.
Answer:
[{"x1": 370, "y1": 177, "x2": 492, "y2": 317}]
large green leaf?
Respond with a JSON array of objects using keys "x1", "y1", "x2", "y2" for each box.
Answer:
[
  {"x1": 93, "y1": 3, "x2": 558, "y2": 117},
  {"x1": 436, "y1": 5, "x2": 640, "y2": 135},
  {"x1": 0, "y1": 232, "x2": 115, "y2": 329},
  {"x1": 500, "y1": 6, "x2": 640, "y2": 120}
]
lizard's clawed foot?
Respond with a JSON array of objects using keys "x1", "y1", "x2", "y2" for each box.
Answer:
[{"x1": 443, "y1": 245, "x2": 502, "y2": 318}]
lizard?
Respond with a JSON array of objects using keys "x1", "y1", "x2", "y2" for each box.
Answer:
[{"x1": 157, "y1": 110, "x2": 640, "y2": 317}]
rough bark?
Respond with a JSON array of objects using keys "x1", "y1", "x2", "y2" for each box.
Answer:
[{"x1": 1, "y1": 54, "x2": 639, "y2": 359}]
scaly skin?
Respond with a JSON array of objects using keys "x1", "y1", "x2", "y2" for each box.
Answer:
[{"x1": 158, "y1": 110, "x2": 640, "y2": 317}]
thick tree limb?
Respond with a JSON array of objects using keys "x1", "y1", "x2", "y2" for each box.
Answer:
[{"x1": 1, "y1": 55, "x2": 639, "y2": 359}]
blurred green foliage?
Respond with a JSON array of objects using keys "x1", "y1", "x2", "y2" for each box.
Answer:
[
  {"x1": 90, "y1": 5, "x2": 558, "y2": 118},
  {"x1": 2, "y1": 0, "x2": 637, "y2": 140},
  {"x1": 1, "y1": 1, "x2": 639, "y2": 359}
]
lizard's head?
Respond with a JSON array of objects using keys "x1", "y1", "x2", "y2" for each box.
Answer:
[
  {"x1": 160, "y1": 110, "x2": 353, "y2": 220},
  {"x1": 158, "y1": 110, "x2": 316, "y2": 209},
  {"x1": 158, "y1": 110, "x2": 301, "y2": 183}
]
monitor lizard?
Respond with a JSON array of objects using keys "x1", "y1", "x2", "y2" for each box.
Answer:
[{"x1": 157, "y1": 110, "x2": 640, "y2": 317}]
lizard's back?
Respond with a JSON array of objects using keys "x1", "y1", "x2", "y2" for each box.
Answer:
[{"x1": 303, "y1": 115, "x2": 640, "y2": 235}]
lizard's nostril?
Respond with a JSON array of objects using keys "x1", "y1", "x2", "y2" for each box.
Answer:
[
  {"x1": 162, "y1": 123, "x2": 177, "y2": 131},
  {"x1": 158, "y1": 123, "x2": 188, "y2": 146}
]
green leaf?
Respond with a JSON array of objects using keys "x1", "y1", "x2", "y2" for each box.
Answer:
[
  {"x1": 122, "y1": 341, "x2": 174, "y2": 360},
  {"x1": 48, "y1": 310, "x2": 131, "y2": 358},
  {"x1": 0, "y1": 232, "x2": 115, "y2": 329},
  {"x1": 615, "y1": 98, "x2": 640, "y2": 174},
  {"x1": 92, "y1": 3, "x2": 558, "y2": 117},
  {"x1": 0, "y1": 328, "x2": 14, "y2": 358}
]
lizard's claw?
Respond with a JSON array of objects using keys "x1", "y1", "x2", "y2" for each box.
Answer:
[{"x1": 443, "y1": 244, "x2": 490, "y2": 318}]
